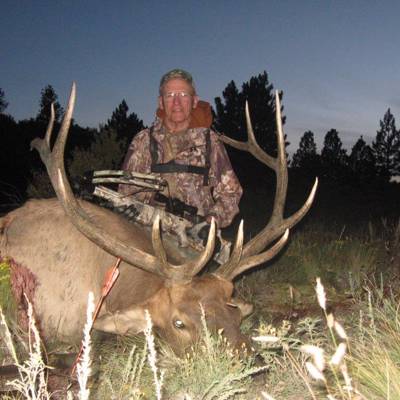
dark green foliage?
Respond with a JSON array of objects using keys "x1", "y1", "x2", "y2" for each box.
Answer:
[
  {"x1": 68, "y1": 128, "x2": 128, "y2": 179},
  {"x1": 0, "y1": 114, "x2": 32, "y2": 209},
  {"x1": 0, "y1": 88, "x2": 8, "y2": 113},
  {"x1": 104, "y1": 99, "x2": 145, "y2": 144},
  {"x1": 36, "y1": 85, "x2": 64, "y2": 124},
  {"x1": 291, "y1": 130, "x2": 321, "y2": 174},
  {"x1": 372, "y1": 108, "x2": 400, "y2": 178},
  {"x1": 320, "y1": 129, "x2": 348, "y2": 180},
  {"x1": 0, "y1": 87, "x2": 146, "y2": 206},
  {"x1": 349, "y1": 136, "x2": 376, "y2": 183}
]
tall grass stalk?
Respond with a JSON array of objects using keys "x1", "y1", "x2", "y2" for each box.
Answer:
[
  {"x1": 0, "y1": 303, "x2": 18, "y2": 364},
  {"x1": 297, "y1": 278, "x2": 366, "y2": 399},
  {"x1": 5, "y1": 296, "x2": 49, "y2": 400},
  {"x1": 144, "y1": 310, "x2": 164, "y2": 400},
  {"x1": 74, "y1": 291, "x2": 95, "y2": 400}
]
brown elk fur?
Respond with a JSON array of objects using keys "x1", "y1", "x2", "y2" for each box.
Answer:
[{"x1": 0, "y1": 198, "x2": 250, "y2": 352}]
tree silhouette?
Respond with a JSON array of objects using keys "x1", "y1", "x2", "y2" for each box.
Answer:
[
  {"x1": 321, "y1": 129, "x2": 347, "y2": 180},
  {"x1": 105, "y1": 99, "x2": 145, "y2": 144},
  {"x1": 36, "y1": 85, "x2": 64, "y2": 124},
  {"x1": 214, "y1": 71, "x2": 286, "y2": 156},
  {"x1": 291, "y1": 130, "x2": 320, "y2": 173},
  {"x1": 0, "y1": 88, "x2": 8, "y2": 113},
  {"x1": 0, "y1": 114, "x2": 34, "y2": 206},
  {"x1": 372, "y1": 108, "x2": 400, "y2": 178},
  {"x1": 349, "y1": 135, "x2": 376, "y2": 182}
]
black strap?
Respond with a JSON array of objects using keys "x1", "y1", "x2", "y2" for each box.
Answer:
[
  {"x1": 203, "y1": 128, "x2": 210, "y2": 186},
  {"x1": 149, "y1": 127, "x2": 211, "y2": 186},
  {"x1": 152, "y1": 160, "x2": 209, "y2": 175}
]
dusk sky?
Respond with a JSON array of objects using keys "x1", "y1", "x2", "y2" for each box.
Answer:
[{"x1": 1, "y1": 1, "x2": 399, "y2": 154}]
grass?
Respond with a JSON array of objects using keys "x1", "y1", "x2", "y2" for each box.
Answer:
[
  {"x1": 0, "y1": 258, "x2": 16, "y2": 318},
  {"x1": 160, "y1": 306, "x2": 265, "y2": 400},
  {"x1": 2, "y1": 279, "x2": 399, "y2": 399},
  {"x1": 348, "y1": 283, "x2": 400, "y2": 398},
  {"x1": 1, "y1": 219, "x2": 400, "y2": 399},
  {"x1": 93, "y1": 306, "x2": 264, "y2": 400}
]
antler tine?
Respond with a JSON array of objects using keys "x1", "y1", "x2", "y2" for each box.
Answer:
[
  {"x1": 45, "y1": 102, "x2": 55, "y2": 148},
  {"x1": 217, "y1": 101, "x2": 275, "y2": 169},
  {"x1": 152, "y1": 215, "x2": 217, "y2": 283},
  {"x1": 212, "y1": 220, "x2": 244, "y2": 279},
  {"x1": 30, "y1": 102, "x2": 58, "y2": 180},
  {"x1": 241, "y1": 91, "x2": 317, "y2": 258},
  {"x1": 215, "y1": 90, "x2": 318, "y2": 281},
  {"x1": 222, "y1": 229, "x2": 290, "y2": 281}
]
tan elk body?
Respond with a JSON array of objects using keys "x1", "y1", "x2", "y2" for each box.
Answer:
[{"x1": 0, "y1": 84, "x2": 317, "y2": 353}]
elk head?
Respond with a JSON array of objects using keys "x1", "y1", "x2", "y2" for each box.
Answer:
[{"x1": 31, "y1": 83, "x2": 317, "y2": 353}]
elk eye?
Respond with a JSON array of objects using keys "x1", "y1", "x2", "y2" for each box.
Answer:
[
  {"x1": 226, "y1": 302, "x2": 238, "y2": 308},
  {"x1": 173, "y1": 319, "x2": 185, "y2": 329}
]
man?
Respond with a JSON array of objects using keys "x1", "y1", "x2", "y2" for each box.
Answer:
[{"x1": 119, "y1": 69, "x2": 242, "y2": 229}]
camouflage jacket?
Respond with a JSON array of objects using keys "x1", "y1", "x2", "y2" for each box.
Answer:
[{"x1": 119, "y1": 117, "x2": 242, "y2": 228}]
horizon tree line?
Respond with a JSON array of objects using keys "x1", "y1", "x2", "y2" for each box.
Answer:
[{"x1": 1, "y1": 73, "x2": 399, "y2": 205}]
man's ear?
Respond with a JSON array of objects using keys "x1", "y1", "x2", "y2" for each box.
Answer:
[
  {"x1": 93, "y1": 306, "x2": 148, "y2": 335},
  {"x1": 193, "y1": 95, "x2": 199, "y2": 109}
]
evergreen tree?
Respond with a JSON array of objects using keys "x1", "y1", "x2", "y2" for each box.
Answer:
[
  {"x1": 214, "y1": 71, "x2": 286, "y2": 156},
  {"x1": 0, "y1": 88, "x2": 8, "y2": 113},
  {"x1": 349, "y1": 136, "x2": 376, "y2": 182},
  {"x1": 214, "y1": 80, "x2": 242, "y2": 141},
  {"x1": 372, "y1": 109, "x2": 400, "y2": 177},
  {"x1": 36, "y1": 85, "x2": 64, "y2": 124},
  {"x1": 105, "y1": 99, "x2": 145, "y2": 144},
  {"x1": 321, "y1": 129, "x2": 347, "y2": 179},
  {"x1": 68, "y1": 128, "x2": 127, "y2": 180},
  {"x1": 291, "y1": 130, "x2": 320, "y2": 172}
]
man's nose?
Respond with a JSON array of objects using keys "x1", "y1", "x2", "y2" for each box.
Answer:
[{"x1": 172, "y1": 95, "x2": 182, "y2": 104}]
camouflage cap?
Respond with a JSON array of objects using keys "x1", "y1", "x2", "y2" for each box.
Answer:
[{"x1": 159, "y1": 69, "x2": 195, "y2": 94}]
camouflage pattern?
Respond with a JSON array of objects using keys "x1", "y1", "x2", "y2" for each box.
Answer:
[{"x1": 119, "y1": 117, "x2": 242, "y2": 228}]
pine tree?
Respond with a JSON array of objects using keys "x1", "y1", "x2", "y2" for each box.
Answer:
[
  {"x1": 349, "y1": 135, "x2": 376, "y2": 181},
  {"x1": 291, "y1": 130, "x2": 320, "y2": 172},
  {"x1": 105, "y1": 99, "x2": 145, "y2": 144},
  {"x1": 214, "y1": 71, "x2": 287, "y2": 156},
  {"x1": 321, "y1": 129, "x2": 347, "y2": 179},
  {"x1": 0, "y1": 88, "x2": 8, "y2": 113},
  {"x1": 372, "y1": 109, "x2": 400, "y2": 178},
  {"x1": 36, "y1": 85, "x2": 64, "y2": 124},
  {"x1": 214, "y1": 81, "x2": 243, "y2": 141}
]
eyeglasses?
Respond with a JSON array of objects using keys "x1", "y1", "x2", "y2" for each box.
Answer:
[{"x1": 163, "y1": 91, "x2": 192, "y2": 101}]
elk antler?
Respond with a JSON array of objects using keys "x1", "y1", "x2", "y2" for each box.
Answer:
[
  {"x1": 215, "y1": 91, "x2": 318, "y2": 281},
  {"x1": 31, "y1": 83, "x2": 216, "y2": 284}
]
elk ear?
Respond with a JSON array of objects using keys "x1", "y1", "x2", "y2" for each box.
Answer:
[
  {"x1": 93, "y1": 307, "x2": 148, "y2": 335},
  {"x1": 230, "y1": 298, "x2": 254, "y2": 318}
]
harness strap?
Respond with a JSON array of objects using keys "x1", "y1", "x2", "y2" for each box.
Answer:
[
  {"x1": 203, "y1": 128, "x2": 211, "y2": 186},
  {"x1": 149, "y1": 127, "x2": 211, "y2": 186},
  {"x1": 152, "y1": 160, "x2": 209, "y2": 175}
]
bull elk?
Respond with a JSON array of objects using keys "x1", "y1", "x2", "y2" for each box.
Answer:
[{"x1": 0, "y1": 83, "x2": 317, "y2": 353}]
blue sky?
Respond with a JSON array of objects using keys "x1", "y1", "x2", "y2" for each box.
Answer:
[{"x1": 1, "y1": 1, "x2": 399, "y2": 153}]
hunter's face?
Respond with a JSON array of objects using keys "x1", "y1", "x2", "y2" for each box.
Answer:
[{"x1": 159, "y1": 78, "x2": 198, "y2": 132}]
